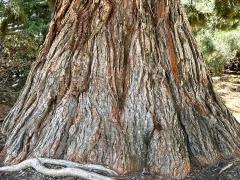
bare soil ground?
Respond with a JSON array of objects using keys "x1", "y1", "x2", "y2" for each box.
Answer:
[
  {"x1": 213, "y1": 75, "x2": 240, "y2": 122},
  {"x1": 0, "y1": 75, "x2": 239, "y2": 179}
]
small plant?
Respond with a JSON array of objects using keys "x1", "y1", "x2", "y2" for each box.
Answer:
[{"x1": 205, "y1": 52, "x2": 226, "y2": 75}]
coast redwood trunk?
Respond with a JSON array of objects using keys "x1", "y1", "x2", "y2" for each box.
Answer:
[{"x1": 2, "y1": 0, "x2": 240, "y2": 178}]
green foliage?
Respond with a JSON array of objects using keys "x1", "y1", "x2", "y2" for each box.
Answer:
[
  {"x1": 0, "y1": 0, "x2": 52, "y2": 104},
  {"x1": 184, "y1": 4, "x2": 209, "y2": 32},
  {"x1": 0, "y1": 2, "x2": 27, "y2": 37},
  {"x1": 47, "y1": 0, "x2": 56, "y2": 10},
  {"x1": 215, "y1": 0, "x2": 240, "y2": 19},
  {"x1": 184, "y1": 0, "x2": 240, "y2": 31},
  {"x1": 199, "y1": 35, "x2": 215, "y2": 54},
  {"x1": 205, "y1": 52, "x2": 226, "y2": 75},
  {"x1": 3, "y1": 33, "x2": 38, "y2": 67},
  {"x1": 196, "y1": 32, "x2": 225, "y2": 75},
  {"x1": 183, "y1": 0, "x2": 240, "y2": 75},
  {"x1": 0, "y1": 32, "x2": 39, "y2": 104},
  {"x1": 0, "y1": 0, "x2": 52, "y2": 42},
  {"x1": 15, "y1": 0, "x2": 52, "y2": 42},
  {"x1": 195, "y1": 30, "x2": 240, "y2": 75}
]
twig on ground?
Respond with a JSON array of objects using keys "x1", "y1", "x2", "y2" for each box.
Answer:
[{"x1": 219, "y1": 163, "x2": 233, "y2": 174}]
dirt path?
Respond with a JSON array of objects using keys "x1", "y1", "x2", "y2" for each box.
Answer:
[{"x1": 213, "y1": 75, "x2": 240, "y2": 122}]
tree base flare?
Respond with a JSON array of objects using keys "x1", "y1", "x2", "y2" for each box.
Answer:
[
  {"x1": 0, "y1": 158, "x2": 118, "y2": 180},
  {"x1": 3, "y1": 0, "x2": 240, "y2": 179}
]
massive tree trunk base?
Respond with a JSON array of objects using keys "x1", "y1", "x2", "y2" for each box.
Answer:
[{"x1": 2, "y1": 0, "x2": 240, "y2": 179}]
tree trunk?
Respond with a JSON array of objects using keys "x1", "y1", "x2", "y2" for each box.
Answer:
[{"x1": 2, "y1": 0, "x2": 240, "y2": 178}]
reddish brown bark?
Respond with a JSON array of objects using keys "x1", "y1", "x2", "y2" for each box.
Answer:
[{"x1": 2, "y1": 0, "x2": 240, "y2": 179}]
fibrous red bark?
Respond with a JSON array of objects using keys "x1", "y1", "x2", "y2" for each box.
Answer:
[{"x1": 2, "y1": 0, "x2": 240, "y2": 179}]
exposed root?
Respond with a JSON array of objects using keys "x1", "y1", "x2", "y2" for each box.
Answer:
[{"x1": 0, "y1": 158, "x2": 118, "y2": 180}]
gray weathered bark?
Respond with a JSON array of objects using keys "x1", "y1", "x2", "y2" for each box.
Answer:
[{"x1": 2, "y1": 0, "x2": 240, "y2": 179}]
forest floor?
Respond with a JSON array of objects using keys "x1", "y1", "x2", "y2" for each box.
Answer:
[
  {"x1": 212, "y1": 74, "x2": 240, "y2": 122},
  {"x1": 0, "y1": 74, "x2": 239, "y2": 179}
]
